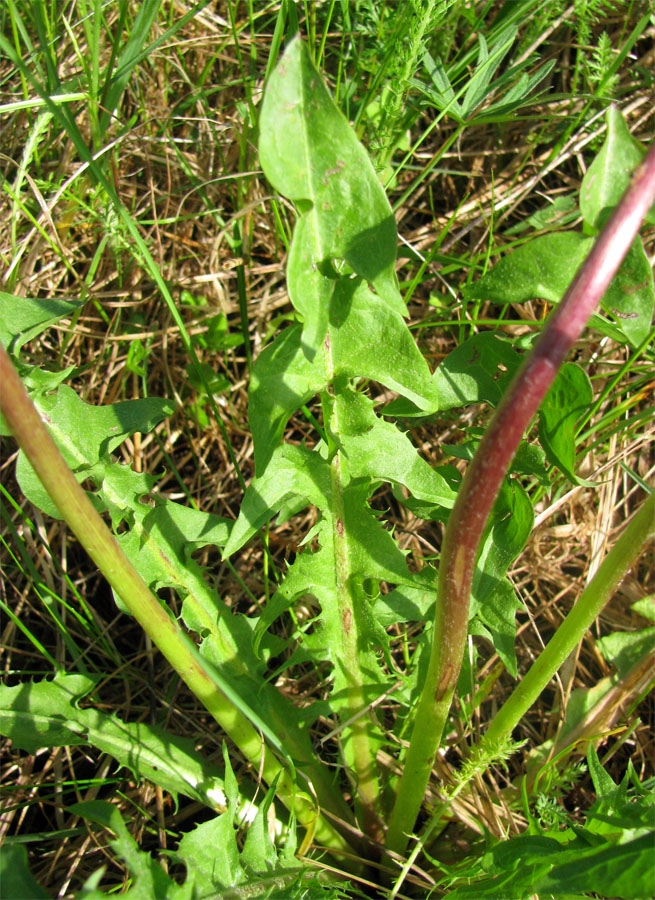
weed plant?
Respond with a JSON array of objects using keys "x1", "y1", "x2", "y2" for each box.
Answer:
[{"x1": 0, "y1": 2, "x2": 654, "y2": 898}]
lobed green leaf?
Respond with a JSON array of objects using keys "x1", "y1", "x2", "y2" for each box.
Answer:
[
  {"x1": 0, "y1": 674, "x2": 227, "y2": 810},
  {"x1": 335, "y1": 388, "x2": 455, "y2": 508}
]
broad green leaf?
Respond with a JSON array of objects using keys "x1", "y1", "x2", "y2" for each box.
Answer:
[
  {"x1": 583, "y1": 747, "x2": 655, "y2": 840},
  {"x1": 0, "y1": 845, "x2": 51, "y2": 900},
  {"x1": 259, "y1": 36, "x2": 404, "y2": 355},
  {"x1": 471, "y1": 577, "x2": 523, "y2": 677},
  {"x1": 488, "y1": 834, "x2": 563, "y2": 872},
  {"x1": 375, "y1": 584, "x2": 436, "y2": 628},
  {"x1": 176, "y1": 804, "x2": 344, "y2": 899},
  {"x1": 463, "y1": 231, "x2": 653, "y2": 348},
  {"x1": 448, "y1": 857, "x2": 553, "y2": 899},
  {"x1": 632, "y1": 595, "x2": 655, "y2": 622},
  {"x1": 510, "y1": 440, "x2": 550, "y2": 485},
  {"x1": 390, "y1": 464, "x2": 460, "y2": 522},
  {"x1": 464, "y1": 231, "x2": 593, "y2": 308},
  {"x1": 0, "y1": 291, "x2": 85, "y2": 353},
  {"x1": 539, "y1": 833, "x2": 655, "y2": 899},
  {"x1": 0, "y1": 366, "x2": 76, "y2": 446},
  {"x1": 598, "y1": 235, "x2": 654, "y2": 347},
  {"x1": 291, "y1": 495, "x2": 403, "y2": 713},
  {"x1": 580, "y1": 106, "x2": 654, "y2": 228},
  {"x1": 175, "y1": 751, "x2": 245, "y2": 895},
  {"x1": 451, "y1": 826, "x2": 655, "y2": 900},
  {"x1": 596, "y1": 627, "x2": 655, "y2": 678},
  {"x1": 537, "y1": 362, "x2": 592, "y2": 484},
  {"x1": 432, "y1": 332, "x2": 521, "y2": 410},
  {"x1": 0, "y1": 674, "x2": 227, "y2": 810}
]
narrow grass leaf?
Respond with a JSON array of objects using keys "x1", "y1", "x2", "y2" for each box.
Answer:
[{"x1": 99, "y1": 0, "x2": 164, "y2": 133}]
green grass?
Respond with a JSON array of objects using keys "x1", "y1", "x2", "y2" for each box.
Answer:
[{"x1": 0, "y1": 1, "x2": 653, "y2": 897}]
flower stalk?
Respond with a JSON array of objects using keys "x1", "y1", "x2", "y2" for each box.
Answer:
[{"x1": 385, "y1": 143, "x2": 655, "y2": 856}]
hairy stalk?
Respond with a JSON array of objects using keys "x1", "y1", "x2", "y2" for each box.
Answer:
[
  {"x1": 0, "y1": 343, "x2": 351, "y2": 859},
  {"x1": 480, "y1": 489, "x2": 655, "y2": 751},
  {"x1": 385, "y1": 143, "x2": 655, "y2": 855}
]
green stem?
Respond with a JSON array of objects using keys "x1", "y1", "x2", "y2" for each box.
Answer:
[
  {"x1": 0, "y1": 343, "x2": 351, "y2": 859},
  {"x1": 330, "y1": 451, "x2": 382, "y2": 836},
  {"x1": 383, "y1": 632, "x2": 454, "y2": 855},
  {"x1": 481, "y1": 490, "x2": 655, "y2": 750},
  {"x1": 322, "y1": 388, "x2": 382, "y2": 840},
  {"x1": 389, "y1": 491, "x2": 654, "y2": 894}
]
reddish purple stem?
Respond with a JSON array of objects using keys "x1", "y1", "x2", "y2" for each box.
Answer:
[{"x1": 436, "y1": 143, "x2": 655, "y2": 701}]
